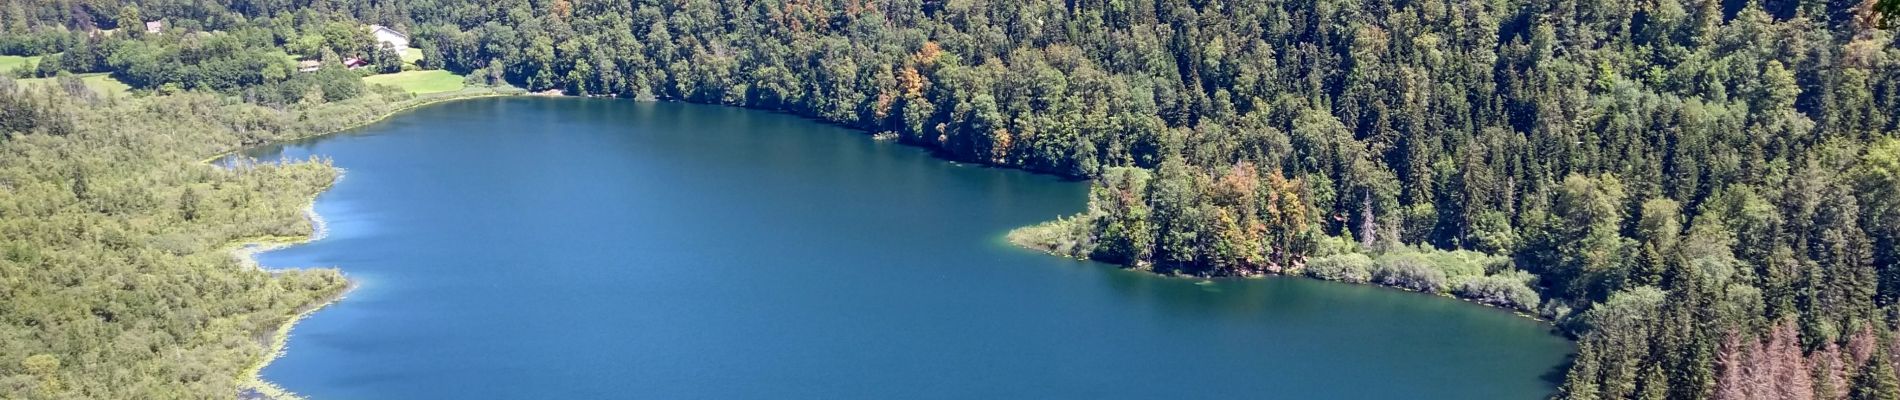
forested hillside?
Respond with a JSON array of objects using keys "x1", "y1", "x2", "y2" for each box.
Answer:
[{"x1": 2, "y1": 0, "x2": 1898, "y2": 398}]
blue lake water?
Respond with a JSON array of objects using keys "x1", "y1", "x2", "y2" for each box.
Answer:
[{"x1": 246, "y1": 98, "x2": 1572, "y2": 399}]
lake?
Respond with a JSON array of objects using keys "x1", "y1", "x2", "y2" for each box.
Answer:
[{"x1": 245, "y1": 98, "x2": 1572, "y2": 399}]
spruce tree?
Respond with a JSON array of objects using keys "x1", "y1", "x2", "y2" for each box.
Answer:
[
  {"x1": 1561, "y1": 342, "x2": 1604, "y2": 400},
  {"x1": 1850, "y1": 347, "x2": 1900, "y2": 400}
]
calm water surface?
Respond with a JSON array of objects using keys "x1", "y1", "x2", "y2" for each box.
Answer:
[{"x1": 246, "y1": 98, "x2": 1572, "y2": 399}]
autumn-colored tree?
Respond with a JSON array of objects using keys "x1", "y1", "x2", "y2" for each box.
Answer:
[
  {"x1": 1089, "y1": 168, "x2": 1156, "y2": 265},
  {"x1": 1714, "y1": 331, "x2": 1754, "y2": 400}
]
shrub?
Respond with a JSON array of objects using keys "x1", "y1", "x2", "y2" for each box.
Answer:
[
  {"x1": 1309, "y1": 234, "x2": 1361, "y2": 257},
  {"x1": 1454, "y1": 271, "x2": 1541, "y2": 311},
  {"x1": 1006, "y1": 216, "x2": 1094, "y2": 258},
  {"x1": 1371, "y1": 252, "x2": 1448, "y2": 293},
  {"x1": 1304, "y1": 253, "x2": 1374, "y2": 283},
  {"x1": 1410, "y1": 246, "x2": 1504, "y2": 279}
]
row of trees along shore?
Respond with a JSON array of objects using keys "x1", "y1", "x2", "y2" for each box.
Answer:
[{"x1": 3, "y1": 0, "x2": 1900, "y2": 398}]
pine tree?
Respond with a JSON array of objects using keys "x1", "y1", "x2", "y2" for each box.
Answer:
[
  {"x1": 179, "y1": 187, "x2": 200, "y2": 221},
  {"x1": 1850, "y1": 347, "x2": 1900, "y2": 400},
  {"x1": 1562, "y1": 341, "x2": 1604, "y2": 400},
  {"x1": 1638, "y1": 362, "x2": 1670, "y2": 400}
]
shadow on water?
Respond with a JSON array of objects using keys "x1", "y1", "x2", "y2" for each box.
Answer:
[
  {"x1": 1088, "y1": 257, "x2": 1559, "y2": 323},
  {"x1": 621, "y1": 96, "x2": 1100, "y2": 184},
  {"x1": 1545, "y1": 352, "x2": 1580, "y2": 387}
]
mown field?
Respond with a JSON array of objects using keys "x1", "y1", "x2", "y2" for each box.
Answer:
[
  {"x1": 0, "y1": 55, "x2": 41, "y2": 73},
  {"x1": 18, "y1": 73, "x2": 133, "y2": 97},
  {"x1": 363, "y1": 70, "x2": 464, "y2": 94}
]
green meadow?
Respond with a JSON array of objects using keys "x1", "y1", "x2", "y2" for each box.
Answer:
[{"x1": 363, "y1": 70, "x2": 465, "y2": 94}]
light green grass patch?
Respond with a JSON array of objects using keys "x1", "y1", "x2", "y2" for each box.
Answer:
[
  {"x1": 401, "y1": 48, "x2": 424, "y2": 64},
  {"x1": 363, "y1": 70, "x2": 465, "y2": 94},
  {"x1": 18, "y1": 73, "x2": 132, "y2": 96},
  {"x1": 0, "y1": 55, "x2": 42, "y2": 73}
]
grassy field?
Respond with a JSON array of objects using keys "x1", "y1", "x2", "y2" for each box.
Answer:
[
  {"x1": 0, "y1": 55, "x2": 42, "y2": 73},
  {"x1": 363, "y1": 70, "x2": 465, "y2": 94},
  {"x1": 401, "y1": 48, "x2": 424, "y2": 64},
  {"x1": 18, "y1": 73, "x2": 133, "y2": 97}
]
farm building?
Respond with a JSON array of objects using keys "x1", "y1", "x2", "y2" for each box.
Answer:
[{"x1": 369, "y1": 25, "x2": 410, "y2": 51}]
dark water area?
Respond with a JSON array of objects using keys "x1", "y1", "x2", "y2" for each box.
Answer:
[{"x1": 244, "y1": 98, "x2": 1572, "y2": 399}]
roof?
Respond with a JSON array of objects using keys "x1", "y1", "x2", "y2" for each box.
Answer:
[
  {"x1": 144, "y1": 21, "x2": 163, "y2": 33},
  {"x1": 368, "y1": 25, "x2": 408, "y2": 40}
]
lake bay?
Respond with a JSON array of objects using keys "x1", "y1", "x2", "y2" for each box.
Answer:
[{"x1": 247, "y1": 98, "x2": 1571, "y2": 399}]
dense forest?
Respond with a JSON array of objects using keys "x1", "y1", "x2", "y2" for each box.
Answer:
[
  {"x1": 0, "y1": 83, "x2": 358, "y2": 397},
  {"x1": 1, "y1": 0, "x2": 1898, "y2": 398}
]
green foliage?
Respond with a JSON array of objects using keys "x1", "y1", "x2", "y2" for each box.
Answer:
[
  {"x1": 1851, "y1": 347, "x2": 1900, "y2": 400},
  {"x1": 1545, "y1": 174, "x2": 1634, "y2": 301},
  {"x1": 1370, "y1": 252, "x2": 1451, "y2": 293},
  {"x1": 1007, "y1": 216, "x2": 1094, "y2": 259},
  {"x1": 103, "y1": 32, "x2": 291, "y2": 91},
  {"x1": 1882, "y1": 2, "x2": 1900, "y2": 29},
  {"x1": 309, "y1": 67, "x2": 365, "y2": 102},
  {"x1": 1455, "y1": 271, "x2": 1542, "y2": 312},
  {"x1": 1304, "y1": 253, "x2": 1374, "y2": 283},
  {"x1": 0, "y1": 77, "x2": 465, "y2": 398},
  {"x1": 1087, "y1": 167, "x2": 1156, "y2": 265}
]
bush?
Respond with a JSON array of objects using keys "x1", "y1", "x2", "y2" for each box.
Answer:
[
  {"x1": 1006, "y1": 216, "x2": 1094, "y2": 258},
  {"x1": 1454, "y1": 271, "x2": 1541, "y2": 311},
  {"x1": 1371, "y1": 252, "x2": 1448, "y2": 293},
  {"x1": 1403, "y1": 245, "x2": 1505, "y2": 279},
  {"x1": 1309, "y1": 234, "x2": 1361, "y2": 257},
  {"x1": 1304, "y1": 253, "x2": 1373, "y2": 283},
  {"x1": 32, "y1": 53, "x2": 61, "y2": 78}
]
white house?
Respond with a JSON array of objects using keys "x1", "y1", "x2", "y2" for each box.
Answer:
[{"x1": 368, "y1": 25, "x2": 410, "y2": 52}]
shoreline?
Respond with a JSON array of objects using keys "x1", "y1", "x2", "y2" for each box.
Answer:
[
  {"x1": 198, "y1": 88, "x2": 524, "y2": 165},
  {"x1": 1003, "y1": 235, "x2": 1554, "y2": 324},
  {"x1": 208, "y1": 89, "x2": 524, "y2": 400},
  {"x1": 236, "y1": 279, "x2": 355, "y2": 400},
  {"x1": 224, "y1": 181, "x2": 346, "y2": 400},
  {"x1": 214, "y1": 91, "x2": 1548, "y2": 399}
]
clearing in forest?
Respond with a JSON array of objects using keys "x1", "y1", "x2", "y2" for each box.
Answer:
[{"x1": 364, "y1": 70, "x2": 466, "y2": 94}]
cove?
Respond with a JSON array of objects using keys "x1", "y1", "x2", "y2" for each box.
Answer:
[{"x1": 243, "y1": 97, "x2": 1572, "y2": 399}]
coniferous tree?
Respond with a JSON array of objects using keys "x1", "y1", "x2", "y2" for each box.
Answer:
[{"x1": 1850, "y1": 347, "x2": 1900, "y2": 400}]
